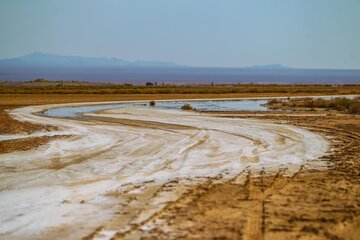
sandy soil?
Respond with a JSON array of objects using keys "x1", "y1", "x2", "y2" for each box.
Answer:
[
  {"x1": 0, "y1": 92, "x2": 355, "y2": 153},
  {"x1": 0, "y1": 106, "x2": 56, "y2": 134},
  {"x1": 0, "y1": 101, "x2": 329, "y2": 239},
  {"x1": 0, "y1": 136, "x2": 68, "y2": 154},
  {"x1": 120, "y1": 113, "x2": 359, "y2": 240},
  {"x1": 0, "y1": 99, "x2": 359, "y2": 240},
  {"x1": 0, "y1": 105, "x2": 59, "y2": 154}
]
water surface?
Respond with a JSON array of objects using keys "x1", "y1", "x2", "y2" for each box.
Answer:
[
  {"x1": 43, "y1": 95, "x2": 358, "y2": 119},
  {"x1": 44, "y1": 99, "x2": 268, "y2": 119}
]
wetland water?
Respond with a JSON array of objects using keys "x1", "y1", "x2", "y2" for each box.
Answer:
[
  {"x1": 43, "y1": 99, "x2": 268, "y2": 118},
  {"x1": 43, "y1": 95, "x2": 358, "y2": 119}
]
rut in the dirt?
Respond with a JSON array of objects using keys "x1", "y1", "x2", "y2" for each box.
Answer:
[{"x1": 106, "y1": 115, "x2": 360, "y2": 240}]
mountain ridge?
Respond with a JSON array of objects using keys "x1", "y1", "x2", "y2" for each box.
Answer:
[
  {"x1": 246, "y1": 64, "x2": 291, "y2": 70},
  {"x1": 0, "y1": 52, "x2": 293, "y2": 69},
  {"x1": 0, "y1": 52, "x2": 180, "y2": 67}
]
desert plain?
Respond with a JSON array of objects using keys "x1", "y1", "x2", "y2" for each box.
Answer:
[{"x1": 0, "y1": 84, "x2": 359, "y2": 240}]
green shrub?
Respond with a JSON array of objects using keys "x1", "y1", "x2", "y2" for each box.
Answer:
[{"x1": 149, "y1": 100, "x2": 156, "y2": 106}]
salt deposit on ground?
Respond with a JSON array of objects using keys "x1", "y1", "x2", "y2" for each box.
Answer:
[{"x1": 0, "y1": 103, "x2": 329, "y2": 239}]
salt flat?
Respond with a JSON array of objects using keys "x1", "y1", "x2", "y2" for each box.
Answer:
[{"x1": 0, "y1": 103, "x2": 328, "y2": 239}]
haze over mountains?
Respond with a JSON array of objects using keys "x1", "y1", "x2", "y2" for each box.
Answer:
[
  {"x1": 0, "y1": 53, "x2": 359, "y2": 84},
  {"x1": 1, "y1": 52, "x2": 293, "y2": 69},
  {"x1": 0, "y1": 52, "x2": 180, "y2": 67}
]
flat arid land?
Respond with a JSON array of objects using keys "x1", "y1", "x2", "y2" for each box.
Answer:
[{"x1": 0, "y1": 84, "x2": 359, "y2": 240}]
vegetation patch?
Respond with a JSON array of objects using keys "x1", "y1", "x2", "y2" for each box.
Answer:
[
  {"x1": 181, "y1": 103, "x2": 194, "y2": 111},
  {"x1": 1, "y1": 81, "x2": 359, "y2": 95},
  {"x1": 266, "y1": 97, "x2": 360, "y2": 114}
]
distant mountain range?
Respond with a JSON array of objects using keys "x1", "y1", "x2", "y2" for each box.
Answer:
[
  {"x1": 0, "y1": 52, "x2": 292, "y2": 69},
  {"x1": 246, "y1": 64, "x2": 291, "y2": 70},
  {"x1": 0, "y1": 52, "x2": 180, "y2": 67},
  {"x1": 1, "y1": 53, "x2": 358, "y2": 84}
]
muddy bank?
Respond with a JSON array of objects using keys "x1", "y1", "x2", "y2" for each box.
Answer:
[
  {"x1": 0, "y1": 105, "x2": 55, "y2": 135},
  {"x1": 0, "y1": 105, "x2": 59, "y2": 154},
  {"x1": 0, "y1": 136, "x2": 68, "y2": 154}
]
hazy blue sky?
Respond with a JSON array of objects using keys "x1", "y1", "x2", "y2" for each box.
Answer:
[{"x1": 1, "y1": 0, "x2": 360, "y2": 68}]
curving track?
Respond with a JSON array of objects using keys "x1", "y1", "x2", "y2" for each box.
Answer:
[{"x1": 0, "y1": 103, "x2": 329, "y2": 239}]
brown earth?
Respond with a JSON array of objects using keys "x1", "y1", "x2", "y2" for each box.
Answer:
[
  {"x1": 0, "y1": 105, "x2": 59, "y2": 154},
  {"x1": 1, "y1": 92, "x2": 358, "y2": 106},
  {"x1": 107, "y1": 114, "x2": 359, "y2": 240},
  {"x1": 89, "y1": 115, "x2": 198, "y2": 130},
  {"x1": 1, "y1": 94, "x2": 360, "y2": 239},
  {"x1": 0, "y1": 136, "x2": 68, "y2": 154},
  {"x1": 0, "y1": 92, "x2": 347, "y2": 154},
  {"x1": 0, "y1": 105, "x2": 56, "y2": 135}
]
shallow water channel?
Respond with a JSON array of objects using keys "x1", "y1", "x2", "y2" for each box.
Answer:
[
  {"x1": 43, "y1": 99, "x2": 269, "y2": 118},
  {"x1": 43, "y1": 95, "x2": 358, "y2": 119}
]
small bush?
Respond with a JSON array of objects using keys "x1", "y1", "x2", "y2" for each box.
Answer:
[
  {"x1": 267, "y1": 99, "x2": 280, "y2": 104},
  {"x1": 149, "y1": 100, "x2": 156, "y2": 106},
  {"x1": 181, "y1": 103, "x2": 193, "y2": 111},
  {"x1": 349, "y1": 102, "x2": 360, "y2": 114},
  {"x1": 333, "y1": 98, "x2": 352, "y2": 111},
  {"x1": 303, "y1": 99, "x2": 315, "y2": 108}
]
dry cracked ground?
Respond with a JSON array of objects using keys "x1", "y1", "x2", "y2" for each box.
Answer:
[{"x1": 0, "y1": 103, "x2": 359, "y2": 240}]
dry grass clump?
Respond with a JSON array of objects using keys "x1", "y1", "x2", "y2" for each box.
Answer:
[
  {"x1": 181, "y1": 103, "x2": 194, "y2": 111},
  {"x1": 267, "y1": 99, "x2": 281, "y2": 104},
  {"x1": 349, "y1": 102, "x2": 360, "y2": 114},
  {"x1": 267, "y1": 97, "x2": 360, "y2": 114},
  {"x1": 149, "y1": 100, "x2": 156, "y2": 106}
]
